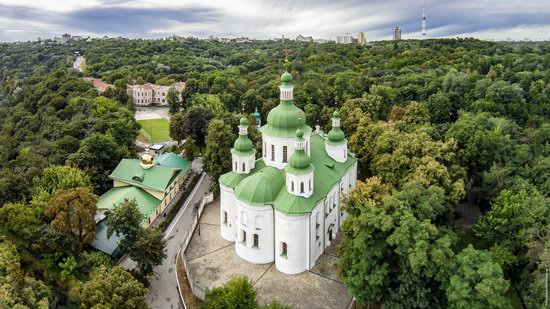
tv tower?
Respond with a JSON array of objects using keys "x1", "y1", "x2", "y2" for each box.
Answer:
[{"x1": 422, "y1": 0, "x2": 427, "y2": 37}]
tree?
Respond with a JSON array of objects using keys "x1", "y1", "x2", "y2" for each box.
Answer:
[
  {"x1": 67, "y1": 133, "x2": 127, "y2": 193},
  {"x1": 0, "y1": 238, "x2": 52, "y2": 308},
  {"x1": 106, "y1": 200, "x2": 166, "y2": 276},
  {"x1": 446, "y1": 245, "x2": 510, "y2": 308},
  {"x1": 204, "y1": 118, "x2": 237, "y2": 187},
  {"x1": 80, "y1": 265, "x2": 148, "y2": 309},
  {"x1": 427, "y1": 92, "x2": 454, "y2": 124},
  {"x1": 202, "y1": 276, "x2": 258, "y2": 309},
  {"x1": 45, "y1": 187, "x2": 97, "y2": 250},
  {"x1": 169, "y1": 107, "x2": 213, "y2": 147},
  {"x1": 182, "y1": 136, "x2": 195, "y2": 161},
  {"x1": 130, "y1": 228, "x2": 167, "y2": 277},
  {"x1": 33, "y1": 165, "x2": 93, "y2": 196},
  {"x1": 167, "y1": 88, "x2": 180, "y2": 114},
  {"x1": 106, "y1": 199, "x2": 143, "y2": 240}
]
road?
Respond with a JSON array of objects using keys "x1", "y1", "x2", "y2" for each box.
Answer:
[
  {"x1": 73, "y1": 56, "x2": 84, "y2": 72},
  {"x1": 147, "y1": 172, "x2": 212, "y2": 309}
]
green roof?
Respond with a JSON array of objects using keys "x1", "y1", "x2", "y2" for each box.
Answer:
[
  {"x1": 262, "y1": 101, "x2": 311, "y2": 138},
  {"x1": 220, "y1": 134, "x2": 357, "y2": 215},
  {"x1": 153, "y1": 153, "x2": 190, "y2": 169},
  {"x1": 109, "y1": 159, "x2": 185, "y2": 192},
  {"x1": 96, "y1": 186, "x2": 161, "y2": 220},
  {"x1": 234, "y1": 166, "x2": 285, "y2": 205},
  {"x1": 328, "y1": 127, "x2": 346, "y2": 144}
]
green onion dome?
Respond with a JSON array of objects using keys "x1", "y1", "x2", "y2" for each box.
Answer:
[
  {"x1": 288, "y1": 129, "x2": 311, "y2": 169},
  {"x1": 281, "y1": 71, "x2": 293, "y2": 84},
  {"x1": 233, "y1": 117, "x2": 253, "y2": 152},
  {"x1": 252, "y1": 108, "x2": 261, "y2": 120},
  {"x1": 333, "y1": 110, "x2": 341, "y2": 118},
  {"x1": 328, "y1": 127, "x2": 345, "y2": 143}
]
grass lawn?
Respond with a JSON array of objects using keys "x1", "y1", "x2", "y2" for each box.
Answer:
[{"x1": 137, "y1": 118, "x2": 171, "y2": 143}]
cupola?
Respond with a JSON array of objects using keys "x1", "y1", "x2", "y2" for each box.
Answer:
[
  {"x1": 285, "y1": 121, "x2": 314, "y2": 198},
  {"x1": 231, "y1": 116, "x2": 256, "y2": 174},
  {"x1": 325, "y1": 109, "x2": 348, "y2": 163}
]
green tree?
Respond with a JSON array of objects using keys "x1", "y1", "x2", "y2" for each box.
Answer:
[
  {"x1": 130, "y1": 228, "x2": 167, "y2": 277},
  {"x1": 427, "y1": 91, "x2": 454, "y2": 124},
  {"x1": 169, "y1": 107, "x2": 213, "y2": 147},
  {"x1": 167, "y1": 88, "x2": 180, "y2": 114},
  {"x1": 80, "y1": 265, "x2": 148, "y2": 309},
  {"x1": 45, "y1": 187, "x2": 97, "y2": 250},
  {"x1": 202, "y1": 276, "x2": 258, "y2": 309},
  {"x1": 446, "y1": 245, "x2": 510, "y2": 309},
  {"x1": 33, "y1": 165, "x2": 93, "y2": 196},
  {"x1": 106, "y1": 199, "x2": 143, "y2": 240},
  {"x1": 204, "y1": 118, "x2": 237, "y2": 186}
]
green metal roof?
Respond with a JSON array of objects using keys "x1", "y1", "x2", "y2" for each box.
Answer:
[
  {"x1": 234, "y1": 166, "x2": 285, "y2": 205},
  {"x1": 219, "y1": 134, "x2": 357, "y2": 215},
  {"x1": 96, "y1": 186, "x2": 160, "y2": 219},
  {"x1": 153, "y1": 153, "x2": 190, "y2": 169},
  {"x1": 109, "y1": 159, "x2": 184, "y2": 192}
]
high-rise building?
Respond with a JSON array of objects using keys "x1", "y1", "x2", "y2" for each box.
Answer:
[
  {"x1": 393, "y1": 27, "x2": 402, "y2": 41},
  {"x1": 336, "y1": 35, "x2": 353, "y2": 44},
  {"x1": 358, "y1": 32, "x2": 367, "y2": 45},
  {"x1": 422, "y1": 1, "x2": 427, "y2": 38}
]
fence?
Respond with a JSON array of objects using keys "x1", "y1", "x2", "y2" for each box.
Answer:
[{"x1": 175, "y1": 190, "x2": 214, "y2": 306}]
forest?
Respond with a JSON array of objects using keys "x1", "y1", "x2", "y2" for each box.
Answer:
[{"x1": 0, "y1": 37, "x2": 549, "y2": 308}]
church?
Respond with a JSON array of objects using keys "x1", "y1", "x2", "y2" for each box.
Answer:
[{"x1": 219, "y1": 71, "x2": 358, "y2": 274}]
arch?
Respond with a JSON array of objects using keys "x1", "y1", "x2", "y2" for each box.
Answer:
[
  {"x1": 300, "y1": 182, "x2": 305, "y2": 193},
  {"x1": 282, "y1": 146, "x2": 288, "y2": 163},
  {"x1": 242, "y1": 162, "x2": 246, "y2": 172},
  {"x1": 291, "y1": 181, "x2": 295, "y2": 192}
]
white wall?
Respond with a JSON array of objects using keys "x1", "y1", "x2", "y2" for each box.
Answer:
[
  {"x1": 325, "y1": 141, "x2": 348, "y2": 163},
  {"x1": 262, "y1": 134, "x2": 310, "y2": 169},
  {"x1": 235, "y1": 201, "x2": 274, "y2": 264},
  {"x1": 274, "y1": 211, "x2": 309, "y2": 274},
  {"x1": 232, "y1": 154, "x2": 256, "y2": 174},
  {"x1": 285, "y1": 171, "x2": 313, "y2": 198},
  {"x1": 220, "y1": 185, "x2": 236, "y2": 241},
  {"x1": 324, "y1": 185, "x2": 340, "y2": 249},
  {"x1": 309, "y1": 202, "x2": 325, "y2": 269}
]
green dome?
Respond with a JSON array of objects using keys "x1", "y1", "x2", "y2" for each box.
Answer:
[
  {"x1": 235, "y1": 167, "x2": 284, "y2": 205},
  {"x1": 239, "y1": 117, "x2": 248, "y2": 126},
  {"x1": 265, "y1": 103, "x2": 307, "y2": 133},
  {"x1": 281, "y1": 71, "x2": 293, "y2": 83},
  {"x1": 252, "y1": 109, "x2": 261, "y2": 120},
  {"x1": 234, "y1": 135, "x2": 253, "y2": 152},
  {"x1": 328, "y1": 127, "x2": 346, "y2": 144},
  {"x1": 333, "y1": 110, "x2": 341, "y2": 118},
  {"x1": 288, "y1": 149, "x2": 311, "y2": 169},
  {"x1": 296, "y1": 127, "x2": 304, "y2": 139}
]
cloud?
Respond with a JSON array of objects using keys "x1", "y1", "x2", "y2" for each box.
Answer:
[{"x1": 0, "y1": 0, "x2": 549, "y2": 41}]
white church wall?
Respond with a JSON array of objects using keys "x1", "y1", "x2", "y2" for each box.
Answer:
[
  {"x1": 324, "y1": 185, "x2": 340, "y2": 249},
  {"x1": 235, "y1": 201, "x2": 274, "y2": 264},
  {"x1": 262, "y1": 134, "x2": 310, "y2": 169},
  {"x1": 220, "y1": 185, "x2": 236, "y2": 241},
  {"x1": 309, "y1": 201, "x2": 325, "y2": 269},
  {"x1": 325, "y1": 141, "x2": 348, "y2": 163},
  {"x1": 232, "y1": 154, "x2": 256, "y2": 174},
  {"x1": 274, "y1": 211, "x2": 309, "y2": 274},
  {"x1": 285, "y1": 172, "x2": 314, "y2": 198}
]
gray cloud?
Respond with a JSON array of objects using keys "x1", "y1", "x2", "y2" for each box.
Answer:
[{"x1": 0, "y1": 0, "x2": 549, "y2": 41}]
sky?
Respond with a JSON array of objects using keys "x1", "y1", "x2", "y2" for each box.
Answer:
[{"x1": 0, "y1": 0, "x2": 549, "y2": 42}]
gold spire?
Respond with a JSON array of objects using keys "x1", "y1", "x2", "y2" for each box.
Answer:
[{"x1": 285, "y1": 47, "x2": 289, "y2": 63}]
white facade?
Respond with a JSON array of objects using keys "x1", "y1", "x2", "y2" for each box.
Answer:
[
  {"x1": 219, "y1": 72, "x2": 358, "y2": 275},
  {"x1": 336, "y1": 35, "x2": 353, "y2": 44},
  {"x1": 128, "y1": 83, "x2": 184, "y2": 106}
]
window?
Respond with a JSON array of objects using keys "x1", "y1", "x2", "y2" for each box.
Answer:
[
  {"x1": 263, "y1": 142, "x2": 266, "y2": 157},
  {"x1": 242, "y1": 230, "x2": 247, "y2": 244},
  {"x1": 242, "y1": 162, "x2": 246, "y2": 172},
  {"x1": 253, "y1": 234, "x2": 259, "y2": 248},
  {"x1": 291, "y1": 181, "x2": 294, "y2": 192},
  {"x1": 281, "y1": 242, "x2": 287, "y2": 257},
  {"x1": 300, "y1": 182, "x2": 305, "y2": 193},
  {"x1": 282, "y1": 146, "x2": 288, "y2": 163},
  {"x1": 309, "y1": 179, "x2": 312, "y2": 191},
  {"x1": 223, "y1": 211, "x2": 227, "y2": 224},
  {"x1": 271, "y1": 145, "x2": 275, "y2": 161},
  {"x1": 234, "y1": 161, "x2": 237, "y2": 171}
]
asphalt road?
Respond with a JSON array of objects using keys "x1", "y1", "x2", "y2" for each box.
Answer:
[{"x1": 144, "y1": 172, "x2": 212, "y2": 309}]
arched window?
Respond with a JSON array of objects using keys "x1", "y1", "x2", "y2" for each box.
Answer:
[
  {"x1": 242, "y1": 162, "x2": 246, "y2": 172},
  {"x1": 253, "y1": 234, "x2": 259, "y2": 248},
  {"x1": 234, "y1": 161, "x2": 237, "y2": 171},
  {"x1": 281, "y1": 242, "x2": 287, "y2": 257},
  {"x1": 271, "y1": 145, "x2": 275, "y2": 161},
  {"x1": 309, "y1": 179, "x2": 312, "y2": 191},
  {"x1": 291, "y1": 181, "x2": 295, "y2": 192},
  {"x1": 263, "y1": 142, "x2": 266, "y2": 157},
  {"x1": 300, "y1": 182, "x2": 305, "y2": 193},
  {"x1": 282, "y1": 146, "x2": 288, "y2": 163}
]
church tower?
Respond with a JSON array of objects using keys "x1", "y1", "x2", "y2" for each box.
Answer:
[
  {"x1": 325, "y1": 110, "x2": 348, "y2": 163},
  {"x1": 284, "y1": 124, "x2": 314, "y2": 198},
  {"x1": 231, "y1": 116, "x2": 256, "y2": 174}
]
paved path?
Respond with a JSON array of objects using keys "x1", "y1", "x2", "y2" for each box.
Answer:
[
  {"x1": 147, "y1": 172, "x2": 212, "y2": 309},
  {"x1": 73, "y1": 56, "x2": 84, "y2": 72}
]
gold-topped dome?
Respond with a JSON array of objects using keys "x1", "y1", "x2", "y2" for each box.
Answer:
[{"x1": 140, "y1": 146, "x2": 154, "y2": 169}]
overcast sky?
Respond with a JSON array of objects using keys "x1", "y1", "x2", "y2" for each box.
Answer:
[{"x1": 1, "y1": 0, "x2": 549, "y2": 42}]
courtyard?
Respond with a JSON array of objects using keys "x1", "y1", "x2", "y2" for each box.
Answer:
[{"x1": 184, "y1": 201, "x2": 353, "y2": 309}]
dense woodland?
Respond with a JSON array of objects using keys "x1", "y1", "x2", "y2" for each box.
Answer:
[{"x1": 0, "y1": 37, "x2": 549, "y2": 308}]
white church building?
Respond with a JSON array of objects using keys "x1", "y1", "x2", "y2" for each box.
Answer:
[{"x1": 219, "y1": 71, "x2": 358, "y2": 274}]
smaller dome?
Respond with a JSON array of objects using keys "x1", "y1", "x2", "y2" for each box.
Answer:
[
  {"x1": 252, "y1": 108, "x2": 261, "y2": 119},
  {"x1": 333, "y1": 110, "x2": 341, "y2": 118},
  {"x1": 234, "y1": 135, "x2": 253, "y2": 152},
  {"x1": 141, "y1": 153, "x2": 153, "y2": 164},
  {"x1": 328, "y1": 127, "x2": 346, "y2": 143},
  {"x1": 239, "y1": 117, "x2": 248, "y2": 126},
  {"x1": 295, "y1": 127, "x2": 304, "y2": 139},
  {"x1": 281, "y1": 71, "x2": 293, "y2": 83}
]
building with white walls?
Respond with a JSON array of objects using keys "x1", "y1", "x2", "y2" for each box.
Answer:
[{"x1": 219, "y1": 71, "x2": 357, "y2": 274}]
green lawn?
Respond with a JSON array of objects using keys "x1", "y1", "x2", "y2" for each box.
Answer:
[{"x1": 137, "y1": 118, "x2": 171, "y2": 143}]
